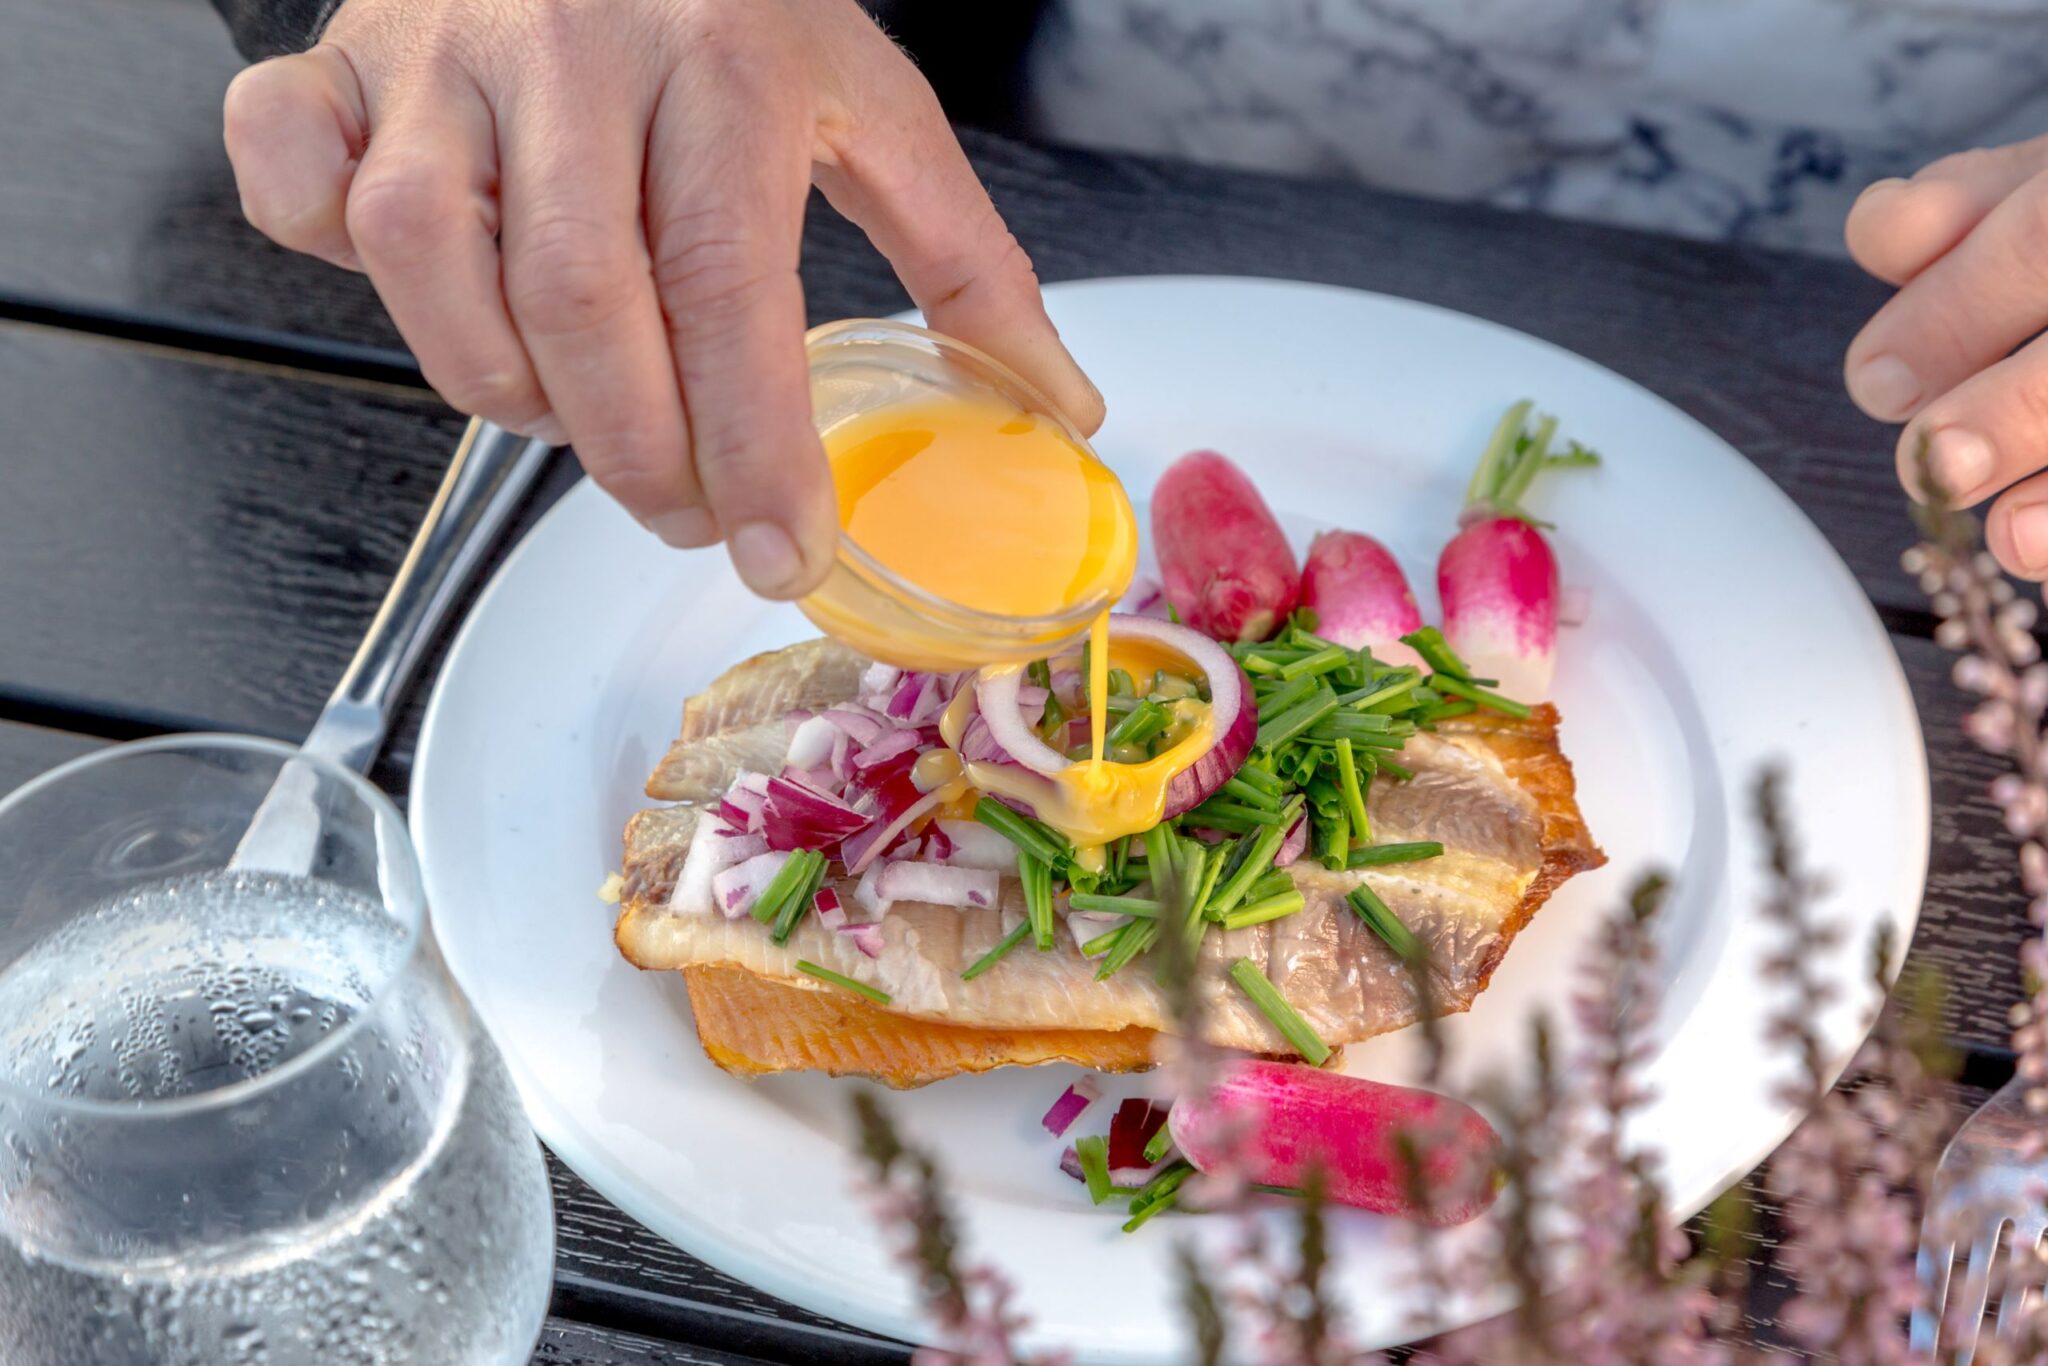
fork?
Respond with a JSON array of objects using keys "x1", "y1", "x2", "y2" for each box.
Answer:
[
  {"x1": 1912, "y1": 1077, "x2": 2048, "y2": 1362},
  {"x1": 233, "y1": 416, "x2": 555, "y2": 873}
]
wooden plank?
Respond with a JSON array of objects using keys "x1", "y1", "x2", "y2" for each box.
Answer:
[
  {"x1": 0, "y1": 722, "x2": 104, "y2": 792},
  {"x1": 0, "y1": 321, "x2": 473, "y2": 737},
  {"x1": 534, "y1": 1318, "x2": 768, "y2": 1365},
  {"x1": 2, "y1": 0, "x2": 1923, "y2": 615}
]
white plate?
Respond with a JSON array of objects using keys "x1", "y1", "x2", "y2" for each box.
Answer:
[{"x1": 411, "y1": 276, "x2": 1928, "y2": 1359}]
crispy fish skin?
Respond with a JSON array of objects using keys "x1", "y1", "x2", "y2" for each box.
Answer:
[
  {"x1": 616, "y1": 640, "x2": 1603, "y2": 1073},
  {"x1": 682, "y1": 964, "x2": 1158, "y2": 1088}
]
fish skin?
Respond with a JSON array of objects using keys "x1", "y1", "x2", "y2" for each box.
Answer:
[
  {"x1": 618, "y1": 640, "x2": 1602, "y2": 1061},
  {"x1": 645, "y1": 638, "x2": 867, "y2": 800}
]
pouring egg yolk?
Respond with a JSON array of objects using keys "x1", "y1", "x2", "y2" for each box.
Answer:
[{"x1": 823, "y1": 390, "x2": 1217, "y2": 851}]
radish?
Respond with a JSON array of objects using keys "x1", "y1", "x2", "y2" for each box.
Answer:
[
  {"x1": 1438, "y1": 401, "x2": 1599, "y2": 700},
  {"x1": 1168, "y1": 1059, "x2": 1501, "y2": 1225},
  {"x1": 1298, "y1": 531, "x2": 1424, "y2": 668},
  {"x1": 1151, "y1": 451, "x2": 1301, "y2": 642}
]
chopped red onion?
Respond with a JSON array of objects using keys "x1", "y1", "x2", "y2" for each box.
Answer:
[
  {"x1": 885, "y1": 672, "x2": 927, "y2": 720},
  {"x1": 1040, "y1": 1076, "x2": 1101, "y2": 1137},
  {"x1": 838, "y1": 922, "x2": 884, "y2": 959},
  {"x1": 761, "y1": 777, "x2": 870, "y2": 852},
  {"x1": 1107, "y1": 1099, "x2": 1171, "y2": 1169},
  {"x1": 710, "y1": 849, "x2": 791, "y2": 919},
  {"x1": 823, "y1": 706, "x2": 888, "y2": 745},
  {"x1": 933, "y1": 819, "x2": 1017, "y2": 871},
  {"x1": 813, "y1": 885, "x2": 846, "y2": 929},
  {"x1": 1119, "y1": 575, "x2": 1174, "y2": 619},
  {"x1": 844, "y1": 788, "x2": 944, "y2": 875},
  {"x1": 959, "y1": 715, "x2": 1014, "y2": 766},
  {"x1": 784, "y1": 714, "x2": 838, "y2": 771},
  {"x1": 1274, "y1": 813, "x2": 1309, "y2": 867},
  {"x1": 669, "y1": 814, "x2": 765, "y2": 915},
  {"x1": 860, "y1": 662, "x2": 902, "y2": 699},
  {"x1": 905, "y1": 674, "x2": 946, "y2": 725},
  {"x1": 1066, "y1": 909, "x2": 1123, "y2": 953},
  {"x1": 922, "y1": 823, "x2": 955, "y2": 862},
  {"x1": 829, "y1": 730, "x2": 853, "y2": 782},
  {"x1": 854, "y1": 862, "x2": 891, "y2": 916},
  {"x1": 852, "y1": 729, "x2": 921, "y2": 771},
  {"x1": 874, "y1": 861, "x2": 1000, "y2": 909},
  {"x1": 1058, "y1": 1145, "x2": 1170, "y2": 1190}
]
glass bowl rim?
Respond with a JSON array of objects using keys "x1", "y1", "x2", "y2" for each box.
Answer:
[
  {"x1": 806, "y1": 317, "x2": 1125, "y2": 635},
  {"x1": 0, "y1": 733, "x2": 427, "y2": 1121}
]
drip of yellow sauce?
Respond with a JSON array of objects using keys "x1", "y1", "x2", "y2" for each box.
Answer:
[{"x1": 822, "y1": 387, "x2": 1211, "y2": 851}]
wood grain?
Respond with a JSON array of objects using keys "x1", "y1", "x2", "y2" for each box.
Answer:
[{"x1": 533, "y1": 1318, "x2": 768, "y2": 1365}]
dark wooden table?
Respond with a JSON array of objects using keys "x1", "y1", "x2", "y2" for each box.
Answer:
[{"x1": 0, "y1": 0, "x2": 2026, "y2": 1357}]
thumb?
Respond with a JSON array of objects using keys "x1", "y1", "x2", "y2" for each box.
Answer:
[{"x1": 223, "y1": 45, "x2": 369, "y2": 270}]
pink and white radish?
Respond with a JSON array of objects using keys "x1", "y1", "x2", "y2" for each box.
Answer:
[
  {"x1": 1298, "y1": 530, "x2": 1424, "y2": 667},
  {"x1": 1151, "y1": 451, "x2": 1301, "y2": 642},
  {"x1": 1438, "y1": 401, "x2": 1598, "y2": 701},
  {"x1": 1169, "y1": 1059, "x2": 1501, "y2": 1225}
]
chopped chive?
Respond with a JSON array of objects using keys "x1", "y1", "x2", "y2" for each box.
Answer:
[
  {"x1": 1241, "y1": 652, "x2": 1286, "y2": 676},
  {"x1": 1037, "y1": 693, "x2": 1067, "y2": 743},
  {"x1": 770, "y1": 850, "x2": 831, "y2": 944},
  {"x1": 1347, "y1": 882, "x2": 1423, "y2": 962},
  {"x1": 1068, "y1": 893, "x2": 1163, "y2": 918},
  {"x1": 1123, "y1": 1163, "x2": 1196, "y2": 1233},
  {"x1": 1187, "y1": 800, "x2": 1282, "y2": 827},
  {"x1": 1205, "y1": 797, "x2": 1302, "y2": 916},
  {"x1": 1429, "y1": 673, "x2": 1534, "y2": 719},
  {"x1": 1276, "y1": 645, "x2": 1353, "y2": 682},
  {"x1": 1106, "y1": 700, "x2": 1170, "y2": 748},
  {"x1": 1399, "y1": 625, "x2": 1476, "y2": 681},
  {"x1": 1027, "y1": 658, "x2": 1053, "y2": 691},
  {"x1": 751, "y1": 849, "x2": 819, "y2": 930},
  {"x1": 1221, "y1": 889, "x2": 1306, "y2": 931},
  {"x1": 1246, "y1": 867, "x2": 1297, "y2": 902},
  {"x1": 1346, "y1": 841, "x2": 1445, "y2": 869},
  {"x1": 1107, "y1": 667, "x2": 1135, "y2": 697},
  {"x1": 1256, "y1": 687, "x2": 1341, "y2": 751},
  {"x1": 1178, "y1": 811, "x2": 1262, "y2": 836},
  {"x1": 1182, "y1": 840, "x2": 1221, "y2": 954},
  {"x1": 1219, "y1": 775, "x2": 1283, "y2": 810},
  {"x1": 961, "y1": 920, "x2": 1031, "y2": 980},
  {"x1": 1253, "y1": 673, "x2": 1319, "y2": 722},
  {"x1": 1095, "y1": 918, "x2": 1160, "y2": 979},
  {"x1": 1419, "y1": 699, "x2": 1479, "y2": 724},
  {"x1": 1377, "y1": 758, "x2": 1415, "y2": 782},
  {"x1": 1080, "y1": 926, "x2": 1127, "y2": 957},
  {"x1": 1317, "y1": 809, "x2": 1351, "y2": 871},
  {"x1": 1020, "y1": 850, "x2": 1056, "y2": 950},
  {"x1": 973, "y1": 798, "x2": 1069, "y2": 865},
  {"x1": 1333, "y1": 739, "x2": 1373, "y2": 844},
  {"x1": 1346, "y1": 671, "x2": 1425, "y2": 712},
  {"x1": 1150, "y1": 669, "x2": 1200, "y2": 700},
  {"x1": 796, "y1": 959, "x2": 891, "y2": 1006},
  {"x1": 1075, "y1": 1135, "x2": 1113, "y2": 1206},
  {"x1": 1228, "y1": 959, "x2": 1331, "y2": 1065},
  {"x1": 1143, "y1": 1119, "x2": 1175, "y2": 1165},
  {"x1": 1232, "y1": 764, "x2": 1286, "y2": 797}
]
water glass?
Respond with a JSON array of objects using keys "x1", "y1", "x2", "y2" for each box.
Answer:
[{"x1": 0, "y1": 735, "x2": 554, "y2": 1364}]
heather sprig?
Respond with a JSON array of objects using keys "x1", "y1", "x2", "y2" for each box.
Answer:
[{"x1": 851, "y1": 1091, "x2": 1059, "y2": 1365}]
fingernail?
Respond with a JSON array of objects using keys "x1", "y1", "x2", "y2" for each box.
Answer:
[
  {"x1": 649, "y1": 507, "x2": 718, "y2": 549},
  {"x1": 1927, "y1": 426, "x2": 1996, "y2": 501},
  {"x1": 1849, "y1": 353, "x2": 1921, "y2": 419},
  {"x1": 729, "y1": 520, "x2": 806, "y2": 595},
  {"x1": 2013, "y1": 503, "x2": 2048, "y2": 575},
  {"x1": 528, "y1": 415, "x2": 570, "y2": 446}
]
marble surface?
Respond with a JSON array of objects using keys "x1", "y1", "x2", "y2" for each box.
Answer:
[{"x1": 1025, "y1": 0, "x2": 2048, "y2": 255}]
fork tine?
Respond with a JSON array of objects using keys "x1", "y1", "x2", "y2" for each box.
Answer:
[
  {"x1": 1913, "y1": 1231, "x2": 1954, "y2": 1355},
  {"x1": 1995, "y1": 1223, "x2": 2047, "y2": 1340},
  {"x1": 1952, "y1": 1223, "x2": 2007, "y2": 1366}
]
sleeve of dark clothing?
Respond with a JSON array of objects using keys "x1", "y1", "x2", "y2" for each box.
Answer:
[
  {"x1": 208, "y1": 0, "x2": 339, "y2": 61},
  {"x1": 205, "y1": 0, "x2": 1046, "y2": 136}
]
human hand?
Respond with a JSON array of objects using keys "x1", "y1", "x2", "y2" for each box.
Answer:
[
  {"x1": 222, "y1": 0, "x2": 1103, "y2": 598},
  {"x1": 1845, "y1": 135, "x2": 2048, "y2": 579}
]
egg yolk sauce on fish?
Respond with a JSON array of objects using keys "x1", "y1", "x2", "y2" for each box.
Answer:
[{"x1": 822, "y1": 391, "x2": 1225, "y2": 852}]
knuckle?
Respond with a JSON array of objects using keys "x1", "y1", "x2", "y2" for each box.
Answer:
[
  {"x1": 649, "y1": 212, "x2": 775, "y2": 318},
  {"x1": 346, "y1": 162, "x2": 461, "y2": 263},
  {"x1": 506, "y1": 213, "x2": 640, "y2": 335}
]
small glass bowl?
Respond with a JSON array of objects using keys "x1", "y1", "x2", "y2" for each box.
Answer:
[{"x1": 799, "y1": 318, "x2": 1127, "y2": 672}]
